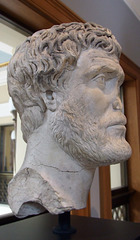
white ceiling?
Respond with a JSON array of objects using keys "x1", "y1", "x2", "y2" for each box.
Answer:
[{"x1": 124, "y1": 0, "x2": 140, "y2": 21}]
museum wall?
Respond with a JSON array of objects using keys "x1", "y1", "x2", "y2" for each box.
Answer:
[{"x1": 60, "y1": 0, "x2": 140, "y2": 68}]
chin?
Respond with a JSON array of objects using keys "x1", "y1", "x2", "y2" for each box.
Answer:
[{"x1": 96, "y1": 138, "x2": 132, "y2": 166}]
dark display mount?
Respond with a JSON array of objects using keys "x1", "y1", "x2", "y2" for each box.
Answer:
[
  {"x1": 53, "y1": 212, "x2": 76, "y2": 235},
  {"x1": 0, "y1": 212, "x2": 140, "y2": 240}
]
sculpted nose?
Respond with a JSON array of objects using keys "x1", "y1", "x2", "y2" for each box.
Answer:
[{"x1": 112, "y1": 97, "x2": 123, "y2": 110}]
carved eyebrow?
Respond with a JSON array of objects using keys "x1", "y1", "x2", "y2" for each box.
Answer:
[
  {"x1": 84, "y1": 65, "x2": 124, "y2": 84},
  {"x1": 84, "y1": 66, "x2": 103, "y2": 79}
]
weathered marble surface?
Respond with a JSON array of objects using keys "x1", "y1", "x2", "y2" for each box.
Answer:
[{"x1": 7, "y1": 22, "x2": 132, "y2": 218}]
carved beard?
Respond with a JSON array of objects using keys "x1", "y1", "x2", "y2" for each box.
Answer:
[{"x1": 49, "y1": 98, "x2": 132, "y2": 168}]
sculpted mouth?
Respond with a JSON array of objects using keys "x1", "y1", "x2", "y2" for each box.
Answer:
[
  {"x1": 108, "y1": 125, "x2": 126, "y2": 131},
  {"x1": 107, "y1": 117, "x2": 127, "y2": 128},
  {"x1": 106, "y1": 117, "x2": 127, "y2": 133}
]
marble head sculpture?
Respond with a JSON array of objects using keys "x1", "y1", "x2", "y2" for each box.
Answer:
[{"x1": 7, "y1": 22, "x2": 131, "y2": 217}]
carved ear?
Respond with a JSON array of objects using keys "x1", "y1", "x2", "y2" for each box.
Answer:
[{"x1": 45, "y1": 90, "x2": 57, "y2": 112}]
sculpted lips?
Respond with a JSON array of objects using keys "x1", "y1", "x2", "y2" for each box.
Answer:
[
  {"x1": 107, "y1": 114, "x2": 127, "y2": 127},
  {"x1": 107, "y1": 115, "x2": 127, "y2": 135}
]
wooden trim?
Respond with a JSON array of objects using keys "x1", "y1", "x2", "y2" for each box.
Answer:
[
  {"x1": 121, "y1": 53, "x2": 140, "y2": 145},
  {"x1": 118, "y1": 51, "x2": 140, "y2": 222},
  {"x1": 20, "y1": 0, "x2": 84, "y2": 24},
  {"x1": 99, "y1": 166, "x2": 112, "y2": 219},
  {"x1": 0, "y1": 0, "x2": 84, "y2": 32},
  {"x1": 120, "y1": 53, "x2": 140, "y2": 79},
  {"x1": 136, "y1": 76, "x2": 140, "y2": 140},
  {"x1": 123, "y1": 79, "x2": 140, "y2": 222},
  {"x1": 121, "y1": 53, "x2": 140, "y2": 222}
]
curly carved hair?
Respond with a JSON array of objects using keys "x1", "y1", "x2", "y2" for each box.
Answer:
[{"x1": 7, "y1": 22, "x2": 121, "y2": 142}]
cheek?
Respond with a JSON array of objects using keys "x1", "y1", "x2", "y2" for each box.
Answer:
[{"x1": 84, "y1": 88, "x2": 110, "y2": 117}]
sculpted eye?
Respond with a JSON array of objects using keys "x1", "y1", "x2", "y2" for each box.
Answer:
[
  {"x1": 87, "y1": 73, "x2": 106, "y2": 90},
  {"x1": 95, "y1": 74, "x2": 106, "y2": 90}
]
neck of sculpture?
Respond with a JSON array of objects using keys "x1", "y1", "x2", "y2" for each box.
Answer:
[{"x1": 20, "y1": 117, "x2": 96, "y2": 213}]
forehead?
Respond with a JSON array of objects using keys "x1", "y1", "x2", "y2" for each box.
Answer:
[{"x1": 77, "y1": 48, "x2": 124, "y2": 80}]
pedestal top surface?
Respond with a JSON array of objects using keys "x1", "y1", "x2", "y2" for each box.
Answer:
[{"x1": 0, "y1": 213, "x2": 140, "y2": 240}]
